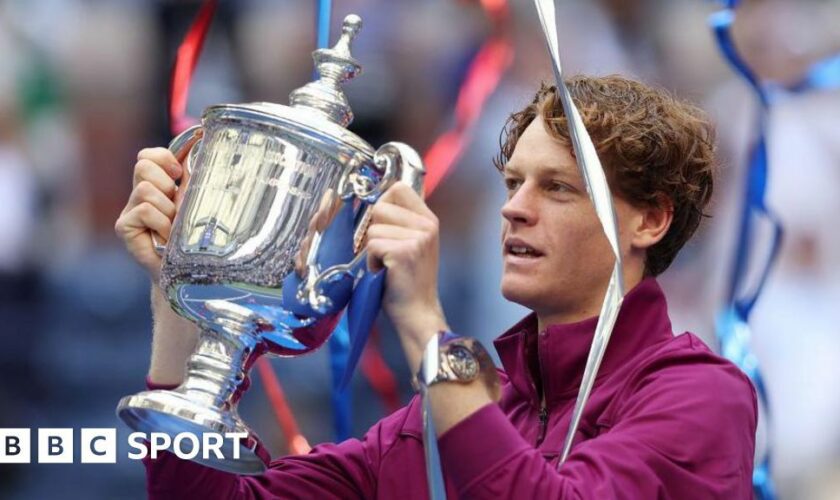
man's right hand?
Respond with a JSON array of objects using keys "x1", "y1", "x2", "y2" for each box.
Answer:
[
  {"x1": 115, "y1": 147, "x2": 187, "y2": 284},
  {"x1": 116, "y1": 143, "x2": 200, "y2": 386}
]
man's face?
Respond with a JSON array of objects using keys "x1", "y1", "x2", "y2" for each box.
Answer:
[{"x1": 500, "y1": 117, "x2": 635, "y2": 323}]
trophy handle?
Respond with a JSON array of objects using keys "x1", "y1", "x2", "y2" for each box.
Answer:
[
  {"x1": 351, "y1": 142, "x2": 424, "y2": 253},
  {"x1": 298, "y1": 142, "x2": 425, "y2": 313},
  {"x1": 151, "y1": 124, "x2": 203, "y2": 256}
]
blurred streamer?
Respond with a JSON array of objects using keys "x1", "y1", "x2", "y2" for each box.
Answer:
[
  {"x1": 783, "y1": 53, "x2": 840, "y2": 93},
  {"x1": 712, "y1": 1, "x2": 840, "y2": 494},
  {"x1": 255, "y1": 358, "x2": 311, "y2": 455},
  {"x1": 422, "y1": 0, "x2": 513, "y2": 196},
  {"x1": 169, "y1": 0, "x2": 217, "y2": 135},
  {"x1": 316, "y1": 0, "x2": 332, "y2": 51},
  {"x1": 710, "y1": 2, "x2": 781, "y2": 498}
]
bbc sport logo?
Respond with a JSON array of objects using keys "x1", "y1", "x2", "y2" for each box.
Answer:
[{"x1": 0, "y1": 428, "x2": 248, "y2": 463}]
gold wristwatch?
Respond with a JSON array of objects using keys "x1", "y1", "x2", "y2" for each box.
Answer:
[{"x1": 412, "y1": 331, "x2": 501, "y2": 402}]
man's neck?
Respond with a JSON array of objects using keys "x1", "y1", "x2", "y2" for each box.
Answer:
[
  {"x1": 536, "y1": 308, "x2": 599, "y2": 334},
  {"x1": 536, "y1": 272, "x2": 644, "y2": 333}
]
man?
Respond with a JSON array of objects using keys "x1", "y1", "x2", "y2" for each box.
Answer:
[{"x1": 116, "y1": 75, "x2": 756, "y2": 498}]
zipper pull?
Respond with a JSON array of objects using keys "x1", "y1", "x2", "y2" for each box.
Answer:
[{"x1": 536, "y1": 406, "x2": 548, "y2": 446}]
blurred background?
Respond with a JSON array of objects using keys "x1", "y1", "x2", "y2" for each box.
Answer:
[{"x1": 0, "y1": 0, "x2": 839, "y2": 498}]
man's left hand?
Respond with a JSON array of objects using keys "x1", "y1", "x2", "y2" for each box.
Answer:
[{"x1": 366, "y1": 182, "x2": 449, "y2": 372}]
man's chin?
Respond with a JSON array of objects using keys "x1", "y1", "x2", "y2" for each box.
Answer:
[{"x1": 500, "y1": 280, "x2": 540, "y2": 309}]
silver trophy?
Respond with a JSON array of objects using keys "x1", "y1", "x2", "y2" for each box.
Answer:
[{"x1": 116, "y1": 14, "x2": 425, "y2": 474}]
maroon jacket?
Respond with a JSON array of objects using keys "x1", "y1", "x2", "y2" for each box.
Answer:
[{"x1": 145, "y1": 278, "x2": 757, "y2": 498}]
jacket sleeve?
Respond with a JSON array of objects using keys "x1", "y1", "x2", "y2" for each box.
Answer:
[
  {"x1": 436, "y1": 360, "x2": 758, "y2": 499},
  {"x1": 144, "y1": 407, "x2": 405, "y2": 500},
  {"x1": 142, "y1": 373, "x2": 410, "y2": 500}
]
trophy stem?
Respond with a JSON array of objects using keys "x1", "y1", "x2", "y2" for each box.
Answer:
[
  {"x1": 116, "y1": 301, "x2": 271, "y2": 474},
  {"x1": 180, "y1": 328, "x2": 257, "y2": 412}
]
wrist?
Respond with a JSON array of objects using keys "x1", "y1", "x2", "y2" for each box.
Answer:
[
  {"x1": 147, "y1": 285, "x2": 200, "y2": 386},
  {"x1": 150, "y1": 285, "x2": 169, "y2": 311},
  {"x1": 394, "y1": 308, "x2": 449, "y2": 373}
]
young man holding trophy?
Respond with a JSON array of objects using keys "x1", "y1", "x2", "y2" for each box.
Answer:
[{"x1": 116, "y1": 71, "x2": 756, "y2": 498}]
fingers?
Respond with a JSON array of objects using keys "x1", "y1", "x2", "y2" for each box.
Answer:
[
  {"x1": 365, "y1": 222, "x2": 437, "y2": 274},
  {"x1": 379, "y1": 181, "x2": 435, "y2": 220},
  {"x1": 137, "y1": 147, "x2": 183, "y2": 181},
  {"x1": 116, "y1": 202, "x2": 173, "y2": 242},
  {"x1": 126, "y1": 181, "x2": 177, "y2": 219},
  {"x1": 365, "y1": 223, "x2": 424, "y2": 241},
  {"x1": 370, "y1": 200, "x2": 438, "y2": 233},
  {"x1": 365, "y1": 184, "x2": 438, "y2": 273},
  {"x1": 119, "y1": 138, "x2": 201, "y2": 280},
  {"x1": 366, "y1": 237, "x2": 422, "y2": 274},
  {"x1": 133, "y1": 158, "x2": 178, "y2": 198}
]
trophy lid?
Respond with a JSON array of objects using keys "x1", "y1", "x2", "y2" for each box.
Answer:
[
  {"x1": 289, "y1": 14, "x2": 362, "y2": 127},
  {"x1": 203, "y1": 14, "x2": 374, "y2": 160}
]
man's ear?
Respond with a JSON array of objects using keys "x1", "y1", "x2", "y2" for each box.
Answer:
[{"x1": 632, "y1": 194, "x2": 673, "y2": 250}]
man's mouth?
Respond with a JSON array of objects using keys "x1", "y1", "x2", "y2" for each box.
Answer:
[{"x1": 504, "y1": 238, "x2": 544, "y2": 258}]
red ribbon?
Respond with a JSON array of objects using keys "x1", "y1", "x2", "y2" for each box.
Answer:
[
  {"x1": 423, "y1": 35, "x2": 513, "y2": 196},
  {"x1": 255, "y1": 359, "x2": 311, "y2": 455},
  {"x1": 169, "y1": 0, "x2": 217, "y2": 136}
]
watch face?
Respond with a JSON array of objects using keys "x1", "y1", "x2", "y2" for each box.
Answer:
[{"x1": 447, "y1": 345, "x2": 479, "y2": 380}]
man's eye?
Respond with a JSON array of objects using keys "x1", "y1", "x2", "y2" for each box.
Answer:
[
  {"x1": 504, "y1": 178, "x2": 521, "y2": 190},
  {"x1": 547, "y1": 182, "x2": 570, "y2": 193}
]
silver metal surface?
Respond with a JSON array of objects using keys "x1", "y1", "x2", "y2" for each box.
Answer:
[
  {"x1": 289, "y1": 14, "x2": 362, "y2": 127},
  {"x1": 532, "y1": 0, "x2": 626, "y2": 464},
  {"x1": 151, "y1": 124, "x2": 202, "y2": 255},
  {"x1": 117, "y1": 14, "x2": 426, "y2": 474},
  {"x1": 419, "y1": 333, "x2": 447, "y2": 500}
]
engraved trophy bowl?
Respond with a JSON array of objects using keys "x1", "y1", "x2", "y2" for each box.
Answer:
[{"x1": 116, "y1": 14, "x2": 425, "y2": 474}]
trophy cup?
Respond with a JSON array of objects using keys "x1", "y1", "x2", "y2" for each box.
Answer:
[{"x1": 116, "y1": 14, "x2": 425, "y2": 474}]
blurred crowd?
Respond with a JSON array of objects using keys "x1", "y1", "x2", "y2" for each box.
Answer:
[{"x1": 0, "y1": 0, "x2": 839, "y2": 498}]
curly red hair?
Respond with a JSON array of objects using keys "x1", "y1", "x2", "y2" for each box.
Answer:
[{"x1": 494, "y1": 76, "x2": 716, "y2": 276}]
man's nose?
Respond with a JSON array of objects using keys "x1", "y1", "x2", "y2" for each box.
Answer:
[{"x1": 501, "y1": 183, "x2": 538, "y2": 226}]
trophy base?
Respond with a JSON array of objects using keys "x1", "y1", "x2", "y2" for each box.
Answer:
[{"x1": 117, "y1": 390, "x2": 270, "y2": 475}]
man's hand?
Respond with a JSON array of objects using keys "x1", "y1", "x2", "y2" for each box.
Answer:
[
  {"x1": 115, "y1": 146, "x2": 187, "y2": 283},
  {"x1": 366, "y1": 182, "x2": 449, "y2": 372},
  {"x1": 365, "y1": 182, "x2": 495, "y2": 435},
  {"x1": 115, "y1": 142, "x2": 199, "y2": 385}
]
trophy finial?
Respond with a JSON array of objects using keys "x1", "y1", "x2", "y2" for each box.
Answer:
[
  {"x1": 337, "y1": 14, "x2": 362, "y2": 50},
  {"x1": 289, "y1": 14, "x2": 364, "y2": 127}
]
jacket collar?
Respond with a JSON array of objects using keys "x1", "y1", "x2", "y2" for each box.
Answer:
[{"x1": 493, "y1": 277, "x2": 674, "y2": 410}]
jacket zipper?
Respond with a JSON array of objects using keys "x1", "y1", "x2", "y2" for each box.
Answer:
[
  {"x1": 536, "y1": 405, "x2": 548, "y2": 447},
  {"x1": 535, "y1": 330, "x2": 549, "y2": 447}
]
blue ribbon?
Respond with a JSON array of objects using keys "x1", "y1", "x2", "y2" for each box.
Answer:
[
  {"x1": 340, "y1": 268, "x2": 386, "y2": 390},
  {"x1": 709, "y1": 4, "x2": 780, "y2": 499},
  {"x1": 313, "y1": 0, "x2": 355, "y2": 442},
  {"x1": 711, "y1": 5, "x2": 840, "y2": 494},
  {"x1": 786, "y1": 53, "x2": 840, "y2": 93},
  {"x1": 316, "y1": 0, "x2": 332, "y2": 51},
  {"x1": 329, "y1": 314, "x2": 352, "y2": 441}
]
